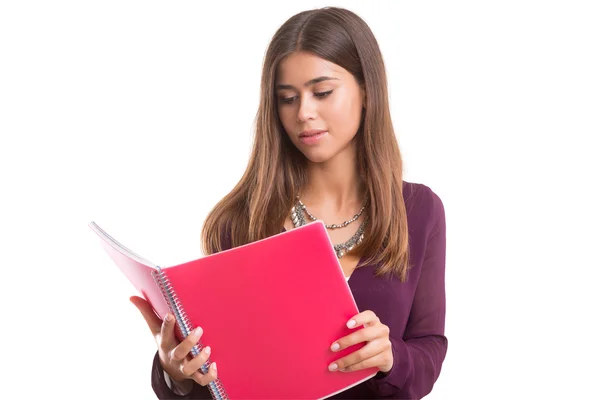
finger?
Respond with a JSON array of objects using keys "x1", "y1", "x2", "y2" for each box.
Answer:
[
  {"x1": 330, "y1": 339, "x2": 389, "y2": 372},
  {"x1": 340, "y1": 350, "x2": 390, "y2": 373},
  {"x1": 330, "y1": 324, "x2": 388, "y2": 353},
  {"x1": 181, "y1": 345, "x2": 212, "y2": 376},
  {"x1": 346, "y1": 310, "x2": 379, "y2": 329},
  {"x1": 129, "y1": 296, "x2": 162, "y2": 336},
  {"x1": 192, "y1": 362, "x2": 218, "y2": 386},
  {"x1": 171, "y1": 326, "x2": 204, "y2": 361},
  {"x1": 158, "y1": 312, "x2": 179, "y2": 352}
]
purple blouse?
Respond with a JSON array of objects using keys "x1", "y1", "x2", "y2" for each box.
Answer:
[{"x1": 151, "y1": 181, "x2": 447, "y2": 399}]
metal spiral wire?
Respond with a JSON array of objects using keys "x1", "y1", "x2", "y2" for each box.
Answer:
[{"x1": 152, "y1": 267, "x2": 228, "y2": 400}]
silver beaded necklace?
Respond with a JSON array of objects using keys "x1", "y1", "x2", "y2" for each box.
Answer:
[
  {"x1": 291, "y1": 196, "x2": 369, "y2": 259},
  {"x1": 296, "y1": 198, "x2": 367, "y2": 229}
]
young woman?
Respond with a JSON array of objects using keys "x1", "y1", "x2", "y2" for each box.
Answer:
[{"x1": 131, "y1": 6, "x2": 447, "y2": 399}]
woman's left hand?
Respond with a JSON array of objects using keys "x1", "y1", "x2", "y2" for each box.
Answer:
[{"x1": 328, "y1": 310, "x2": 394, "y2": 373}]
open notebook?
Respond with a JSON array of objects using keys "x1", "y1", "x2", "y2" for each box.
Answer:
[{"x1": 89, "y1": 220, "x2": 377, "y2": 399}]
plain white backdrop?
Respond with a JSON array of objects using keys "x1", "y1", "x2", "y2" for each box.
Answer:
[{"x1": 1, "y1": 1, "x2": 599, "y2": 398}]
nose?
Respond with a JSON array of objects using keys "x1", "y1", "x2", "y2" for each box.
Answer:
[{"x1": 296, "y1": 96, "x2": 317, "y2": 122}]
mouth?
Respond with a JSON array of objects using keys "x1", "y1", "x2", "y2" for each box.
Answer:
[
  {"x1": 298, "y1": 130, "x2": 328, "y2": 145},
  {"x1": 299, "y1": 129, "x2": 328, "y2": 138}
]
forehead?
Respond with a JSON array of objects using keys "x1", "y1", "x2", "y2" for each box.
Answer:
[{"x1": 276, "y1": 51, "x2": 345, "y2": 82}]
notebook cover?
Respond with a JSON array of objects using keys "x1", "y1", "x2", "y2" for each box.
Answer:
[
  {"x1": 91, "y1": 221, "x2": 378, "y2": 399},
  {"x1": 89, "y1": 222, "x2": 171, "y2": 323}
]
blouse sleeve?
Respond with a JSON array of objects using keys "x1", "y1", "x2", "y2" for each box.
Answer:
[
  {"x1": 367, "y1": 189, "x2": 448, "y2": 399},
  {"x1": 151, "y1": 351, "x2": 213, "y2": 399}
]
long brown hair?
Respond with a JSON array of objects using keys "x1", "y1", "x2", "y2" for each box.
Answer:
[{"x1": 201, "y1": 6, "x2": 412, "y2": 281}]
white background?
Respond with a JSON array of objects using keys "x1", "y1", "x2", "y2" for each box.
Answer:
[{"x1": 1, "y1": 1, "x2": 599, "y2": 398}]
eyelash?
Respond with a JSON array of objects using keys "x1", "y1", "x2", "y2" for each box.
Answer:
[{"x1": 280, "y1": 90, "x2": 333, "y2": 104}]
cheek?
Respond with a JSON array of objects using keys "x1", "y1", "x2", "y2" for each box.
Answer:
[
  {"x1": 282, "y1": 106, "x2": 298, "y2": 122},
  {"x1": 325, "y1": 95, "x2": 362, "y2": 134},
  {"x1": 278, "y1": 107, "x2": 295, "y2": 134}
]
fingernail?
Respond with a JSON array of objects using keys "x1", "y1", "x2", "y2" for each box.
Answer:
[
  {"x1": 203, "y1": 346, "x2": 211, "y2": 355},
  {"x1": 347, "y1": 320, "x2": 356, "y2": 328},
  {"x1": 165, "y1": 313, "x2": 172, "y2": 322},
  {"x1": 194, "y1": 327, "x2": 202, "y2": 336},
  {"x1": 328, "y1": 363, "x2": 338, "y2": 371},
  {"x1": 212, "y1": 362, "x2": 217, "y2": 372},
  {"x1": 330, "y1": 343, "x2": 340, "y2": 352}
]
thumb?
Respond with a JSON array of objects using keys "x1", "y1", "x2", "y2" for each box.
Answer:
[
  {"x1": 159, "y1": 311, "x2": 179, "y2": 351},
  {"x1": 129, "y1": 295, "x2": 162, "y2": 337}
]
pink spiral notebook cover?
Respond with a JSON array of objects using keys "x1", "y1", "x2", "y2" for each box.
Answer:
[{"x1": 90, "y1": 221, "x2": 378, "y2": 399}]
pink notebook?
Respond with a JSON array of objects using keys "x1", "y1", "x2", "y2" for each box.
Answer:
[{"x1": 89, "y1": 220, "x2": 377, "y2": 399}]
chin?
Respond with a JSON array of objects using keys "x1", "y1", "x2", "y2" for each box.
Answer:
[{"x1": 298, "y1": 148, "x2": 334, "y2": 164}]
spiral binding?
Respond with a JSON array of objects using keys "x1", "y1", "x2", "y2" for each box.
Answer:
[{"x1": 152, "y1": 267, "x2": 228, "y2": 400}]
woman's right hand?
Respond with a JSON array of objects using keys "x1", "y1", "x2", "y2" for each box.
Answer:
[{"x1": 130, "y1": 295, "x2": 218, "y2": 386}]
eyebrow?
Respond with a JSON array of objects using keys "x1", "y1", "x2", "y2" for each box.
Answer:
[{"x1": 275, "y1": 76, "x2": 339, "y2": 91}]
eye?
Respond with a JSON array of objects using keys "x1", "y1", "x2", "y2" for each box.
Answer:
[
  {"x1": 279, "y1": 90, "x2": 334, "y2": 104},
  {"x1": 314, "y1": 90, "x2": 333, "y2": 98}
]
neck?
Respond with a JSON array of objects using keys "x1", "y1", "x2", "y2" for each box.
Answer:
[{"x1": 300, "y1": 143, "x2": 365, "y2": 212}]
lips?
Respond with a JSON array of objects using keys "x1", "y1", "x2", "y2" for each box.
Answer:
[
  {"x1": 298, "y1": 130, "x2": 328, "y2": 145},
  {"x1": 299, "y1": 129, "x2": 327, "y2": 138}
]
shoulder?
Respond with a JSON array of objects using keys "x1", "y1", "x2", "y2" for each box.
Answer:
[{"x1": 402, "y1": 180, "x2": 445, "y2": 237}]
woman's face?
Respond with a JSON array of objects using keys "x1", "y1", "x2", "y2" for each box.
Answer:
[{"x1": 276, "y1": 51, "x2": 365, "y2": 163}]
